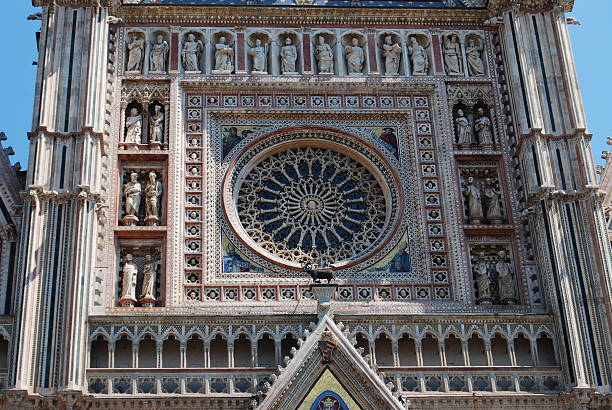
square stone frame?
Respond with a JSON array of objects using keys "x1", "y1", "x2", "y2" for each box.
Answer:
[
  {"x1": 208, "y1": 111, "x2": 425, "y2": 283},
  {"x1": 146, "y1": 79, "x2": 477, "y2": 310}
]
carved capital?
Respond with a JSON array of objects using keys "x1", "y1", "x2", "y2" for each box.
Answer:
[{"x1": 487, "y1": 0, "x2": 575, "y2": 15}]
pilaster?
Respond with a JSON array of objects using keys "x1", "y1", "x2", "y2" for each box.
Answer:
[
  {"x1": 13, "y1": 3, "x2": 110, "y2": 395},
  {"x1": 497, "y1": 2, "x2": 612, "y2": 390}
]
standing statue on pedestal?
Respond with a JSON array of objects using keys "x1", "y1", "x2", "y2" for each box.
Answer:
[
  {"x1": 120, "y1": 254, "x2": 138, "y2": 306},
  {"x1": 455, "y1": 109, "x2": 472, "y2": 145},
  {"x1": 140, "y1": 254, "x2": 157, "y2": 306},
  {"x1": 126, "y1": 35, "x2": 144, "y2": 73},
  {"x1": 123, "y1": 172, "x2": 142, "y2": 225},
  {"x1": 124, "y1": 107, "x2": 142, "y2": 145},
  {"x1": 466, "y1": 38, "x2": 485, "y2": 76},
  {"x1": 182, "y1": 33, "x2": 204, "y2": 72},
  {"x1": 443, "y1": 34, "x2": 463, "y2": 76},
  {"x1": 473, "y1": 253, "x2": 491, "y2": 303},
  {"x1": 150, "y1": 34, "x2": 169, "y2": 73},
  {"x1": 495, "y1": 250, "x2": 515, "y2": 303},
  {"x1": 144, "y1": 171, "x2": 162, "y2": 225},
  {"x1": 474, "y1": 108, "x2": 493, "y2": 144},
  {"x1": 315, "y1": 36, "x2": 334, "y2": 74},
  {"x1": 382, "y1": 35, "x2": 401, "y2": 76},
  {"x1": 149, "y1": 104, "x2": 164, "y2": 146},
  {"x1": 214, "y1": 37, "x2": 234, "y2": 73},
  {"x1": 249, "y1": 39, "x2": 268, "y2": 74},
  {"x1": 483, "y1": 178, "x2": 503, "y2": 223},
  {"x1": 408, "y1": 36, "x2": 429, "y2": 75},
  {"x1": 345, "y1": 37, "x2": 364, "y2": 74},
  {"x1": 464, "y1": 176, "x2": 483, "y2": 224},
  {"x1": 280, "y1": 37, "x2": 298, "y2": 74}
]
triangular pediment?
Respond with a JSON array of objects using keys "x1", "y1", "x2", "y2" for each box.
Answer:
[{"x1": 257, "y1": 316, "x2": 404, "y2": 410}]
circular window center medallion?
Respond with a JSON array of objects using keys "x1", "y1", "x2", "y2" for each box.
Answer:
[{"x1": 225, "y1": 134, "x2": 402, "y2": 269}]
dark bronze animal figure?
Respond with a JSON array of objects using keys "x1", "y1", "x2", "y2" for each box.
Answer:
[{"x1": 302, "y1": 262, "x2": 334, "y2": 283}]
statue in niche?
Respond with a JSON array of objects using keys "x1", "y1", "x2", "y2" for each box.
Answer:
[
  {"x1": 382, "y1": 35, "x2": 401, "y2": 76},
  {"x1": 344, "y1": 37, "x2": 364, "y2": 74},
  {"x1": 249, "y1": 38, "x2": 268, "y2": 73},
  {"x1": 120, "y1": 253, "x2": 138, "y2": 304},
  {"x1": 473, "y1": 253, "x2": 491, "y2": 301},
  {"x1": 483, "y1": 178, "x2": 503, "y2": 223},
  {"x1": 126, "y1": 34, "x2": 144, "y2": 73},
  {"x1": 123, "y1": 172, "x2": 142, "y2": 218},
  {"x1": 455, "y1": 109, "x2": 472, "y2": 144},
  {"x1": 149, "y1": 104, "x2": 164, "y2": 144},
  {"x1": 280, "y1": 37, "x2": 298, "y2": 74},
  {"x1": 474, "y1": 108, "x2": 493, "y2": 144},
  {"x1": 214, "y1": 36, "x2": 234, "y2": 73},
  {"x1": 141, "y1": 254, "x2": 157, "y2": 302},
  {"x1": 150, "y1": 34, "x2": 169, "y2": 72},
  {"x1": 314, "y1": 35, "x2": 334, "y2": 74},
  {"x1": 144, "y1": 171, "x2": 162, "y2": 223},
  {"x1": 466, "y1": 38, "x2": 485, "y2": 76},
  {"x1": 443, "y1": 34, "x2": 463, "y2": 75},
  {"x1": 124, "y1": 107, "x2": 142, "y2": 145},
  {"x1": 495, "y1": 250, "x2": 515, "y2": 302},
  {"x1": 408, "y1": 36, "x2": 428, "y2": 75},
  {"x1": 182, "y1": 33, "x2": 204, "y2": 72},
  {"x1": 464, "y1": 176, "x2": 483, "y2": 223}
]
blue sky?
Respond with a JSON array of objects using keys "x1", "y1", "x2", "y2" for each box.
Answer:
[{"x1": 0, "y1": 1, "x2": 610, "y2": 168}]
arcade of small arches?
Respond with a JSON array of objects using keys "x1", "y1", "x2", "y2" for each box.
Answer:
[{"x1": 88, "y1": 327, "x2": 557, "y2": 370}]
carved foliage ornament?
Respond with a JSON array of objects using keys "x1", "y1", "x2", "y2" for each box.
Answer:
[{"x1": 446, "y1": 84, "x2": 494, "y2": 107}]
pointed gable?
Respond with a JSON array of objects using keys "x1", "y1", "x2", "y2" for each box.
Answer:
[{"x1": 257, "y1": 316, "x2": 404, "y2": 410}]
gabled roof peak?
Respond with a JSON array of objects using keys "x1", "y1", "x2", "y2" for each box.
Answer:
[{"x1": 255, "y1": 315, "x2": 406, "y2": 410}]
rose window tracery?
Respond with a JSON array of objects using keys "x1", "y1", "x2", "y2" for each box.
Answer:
[{"x1": 235, "y1": 146, "x2": 388, "y2": 265}]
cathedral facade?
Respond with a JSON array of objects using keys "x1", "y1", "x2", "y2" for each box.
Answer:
[{"x1": 1, "y1": 0, "x2": 611, "y2": 408}]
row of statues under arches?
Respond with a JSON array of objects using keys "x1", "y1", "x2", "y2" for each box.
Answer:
[
  {"x1": 88, "y1": 329, "x2": 557, "y2": 370},
  {"x1": 125, "y1": 30, "x2": 488, "y2": 77}
]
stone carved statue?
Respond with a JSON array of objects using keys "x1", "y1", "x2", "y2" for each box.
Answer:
[
  {"x1": 302, "y1": 261, "x2": 334, "y2": 283},
  {"x1": 382, "y1": 35, "x2": 401, "y2": 76},
  {"x1": 345, "y1": 37, "x2": 364, "y2": 74},
  {"x1": 314, "y1": 36, "x2": 334, "y2": 74},
  {"x1": 150, "y1": 34, "x2": 169, "y2": 72},
  {"x1": 182, "y1": 33, "x2": 204, "y2": 72},
  {"x1": 280, "y1": 37, "x2": 298, "y2": 74},
  {"x1": 483, "y1": 178, "x2": 502, "y2": 223},
  {"x1": 123, "y1": 172, "x2": 142, "y2": 217},
  {"x1": 474, "y1": 108, "x2": 493, "y2": 144},
  {"x1": 214, "y1": 36, "x2": 234, "y2": 73},
  {"x1": 141, "y1": 254, "x2": 157, "y2": 301},
  {"x1": 126, "y1": 35, "x2": 144, "y2": 73},
  {"x1": 408, "y1": 36, "x2": 428, "y2": 75},
  {"x1": 443, "y1": 34, "x2": 463, "y2": 75},
  {"x1": 466, "y1": 38, "x2": 485, "y2": 76},
  {"x1": 248, "y1": 38, "x2": 268, "y2": 73},
  {"x1": 455, "y1": 109, "x2": 472, "y2": 144},
  {"x1": 124, "y1": 107, "x2": 142, "y2": 144},
  {"x1": 495, "y1": 250, "x2": 515, "y2": 301},
  {"x1": 464, "y1": 177, "x2": 483, "y2": 223},
  {"x1": 473, "y1": 254, "x2": 491, "y2": 300},
  {"x1": 121, "y1": 253, "x2": 138, "y2": 303},
  {"x1": 149, "y1": 104, "x2": 164, "y2": 143},
  {"x1": 144, "y1": 171, "x2": 162, "y2": 220}
]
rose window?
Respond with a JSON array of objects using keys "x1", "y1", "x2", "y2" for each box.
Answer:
[{"x1": 235, "y1": 146, "x2": 388, "y2": 265}]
